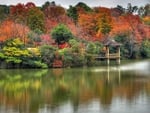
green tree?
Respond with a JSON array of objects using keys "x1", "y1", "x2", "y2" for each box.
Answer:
[
  {"x1": 138, "y1": 6, "x2": 145, "y2": 17},
  {"x1": 67, "y1": 2, "x2": 92, "y2": 24},
  {"x1": 116, "y1": 5, "x2": 125, "y2": 14},
  {"x1": 0, "y1": 5, "x2": 9, "y2": 21},
  {"x1": 69, "y1": 39, "x2": 80, "y2": 53},
  {"x1": 51, "y1": 24, "x2": 73, "y2": 44},
  {"x1": 75, "y1": 2, "x2": 93, "y2": 12},
  {"x1": 42, "y1": 1, "x2": 51, "y2": 10},
  {"x1": 42, "y1": 1, "x2": 56, "y2": 11},
  {"x1": 86, "y1": 42, "x2": 97, "y2": 54},
  {"x1": 140, "y1": 39, "x2": 150, "y2": 58},
  {"x1": 127, "y1": 3, "x2": 138, "y2": 14},
  {"x1": 115, "y1": 34, "x2": 139, "y2": 59},
  {"x1": 27, "y1": 7, "x2": 45, "y2": 32},
  {"x1": 138, "y1": 4, "x2": 150, "y2": 17},
  {"x1": 144, "y1": 4, "x2": 150, "y2": 16},
  {"x1": 67, "y1": 5, "x2": 78, "y2": 24}
]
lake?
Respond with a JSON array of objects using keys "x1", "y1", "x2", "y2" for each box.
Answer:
[{"x1": 0, "y1": 60, "x2": 150, "y2": 113}]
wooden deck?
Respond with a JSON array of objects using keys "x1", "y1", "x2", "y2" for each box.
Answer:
[
  {"x1": 94, "y1": 53, "x2": 120, "y2": 60},
  {"x1": 94, "y1": 52, "x2": 121, "y2": 65}
]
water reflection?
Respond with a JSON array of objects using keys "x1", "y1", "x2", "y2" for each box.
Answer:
[{"x1": 0, "y1": 60, "x2": 150, "y2": 113}]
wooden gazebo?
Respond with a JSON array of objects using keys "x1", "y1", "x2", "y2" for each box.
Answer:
[{"x1": 95, "y1": 38, "x2": 121, "y2": 65}]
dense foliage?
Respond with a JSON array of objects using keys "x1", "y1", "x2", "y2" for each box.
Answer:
[{"x1": 0, "y1": 1, "x2": 149, "y2": 68}]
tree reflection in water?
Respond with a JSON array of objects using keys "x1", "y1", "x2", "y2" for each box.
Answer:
[{"x1": 0, "y1": 60, "x2": 150, "y2": 113}]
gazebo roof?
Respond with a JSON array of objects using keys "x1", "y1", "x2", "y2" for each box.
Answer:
[{"x1": 103, "y1": 38, "x2": 121, "y2": 47}]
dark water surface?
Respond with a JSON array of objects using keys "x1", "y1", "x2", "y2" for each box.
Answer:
[{"x1": 0, "y1": 60, "x2": 150, "y2": 113}]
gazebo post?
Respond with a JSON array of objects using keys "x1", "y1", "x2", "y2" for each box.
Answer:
[
  {"x1": 106, "y1": 46, "x2": 110, "y2": 65},
  {"x1": 117, "y1": 46, "x2": 120, "y2": 65}
]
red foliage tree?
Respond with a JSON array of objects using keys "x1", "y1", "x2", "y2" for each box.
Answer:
[{"x1": 10, "y1": 2, "x2": 36, "y2": 24}]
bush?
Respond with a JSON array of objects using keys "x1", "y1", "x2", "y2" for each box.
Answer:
[
  {"x1": 22, "y1": 59, "x2": 47, "y2": 68},
  {"x1": 94, "y1": 41, "x2": 103, "y2": 54},
  {"x1": 69, "y1": 39, "x2": 80, "y2": 53},
  {"x1": 0, "y1": 38, "x2": 47, "y2": 68},
  {"x1": 58, "y1": 48, "x2": 72, "y2": 67},
  {"x1": 86, "y1": 42, "x2": 97, "y2": 54},
  {"x1": 40, "y1": 45, "x2": 58, "y2": 67},
  {"x1": 84, "y1": 53, "x2": 95, "y2": 66},
  {"x1": 1, "y1": 38, "x2": 30, "y2": 65},
  {"x1": 71, "y1": 53, "x2": 85, "y2": 67},
  {"x1": 58, "y1": 48, "x2": 85, "y2": 67}
]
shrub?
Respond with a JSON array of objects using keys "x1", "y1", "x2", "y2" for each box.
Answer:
[
  {"x1": 69, "y1": 39, "x2": 80, "y2": 53},
  {"x1": 71, "y1": 53, "x2": 85, "y2": 67},
  {"x1": 40, "y1": 45, "x2": 58, "y2": 67},
  {"x1": 0, "y1": 38, "x2": 46, "y2": 68},
  {"x1": 58, "y1": 48, "x2": 72, "y2": 67},
  {"x1": 86, "y1": 42, "x2": 97, "y2": 54}
]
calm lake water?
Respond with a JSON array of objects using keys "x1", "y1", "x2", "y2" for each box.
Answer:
[{"x1": 0, "y1": 60, "x2": 150, "y2": 113}]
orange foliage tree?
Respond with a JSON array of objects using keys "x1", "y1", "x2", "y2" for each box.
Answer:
[
  {"x1": 110, "y1": 13, "x2": 148, "y2": 42},
  {"x1": 0, "y1": 20, "x2": 29, "y2": 43},
  {"x1": 78, "y1": 12, "x2": 97, "y2": 37},
  {"x1": 78, "y1": 7, "x2": 113, "y2": 40}
]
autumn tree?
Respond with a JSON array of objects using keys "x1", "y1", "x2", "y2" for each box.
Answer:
[
  {"x1": 42, "y1": 1, "x2": 67, "y2": 33},
  {"x1": 94, "y1": 7, "x2": 113, "y2": 38},
  {"x1": 10, "y1": 3, "x2": 27, "y2": 23},
  {"x1": 10, "y1": 3, "x2": 25, "y2": 15},
  {"x1": 25, "y1": 2, "x2": 36, "y2": 9},
  {"x1": 10, "y1": 2, "x2": 36, "y2": 26},
  {"x1": 0, "y1": 20, "x2": 29, "y2": 43},
  {"x1": 78, "y1": 12, "x2": 97, "y2": 36},
  {"x1": 42, "y1": 2, "x2": 65, "y2": 21}
]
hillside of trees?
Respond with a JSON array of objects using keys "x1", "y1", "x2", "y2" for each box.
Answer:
[{"x1": 0, "y1": 1, "x2": 150, "y2": 68}]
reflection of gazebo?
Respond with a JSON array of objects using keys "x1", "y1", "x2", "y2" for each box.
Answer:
[{"x1": 95, "y1": 38, "x2": 121, "y2": 65}]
